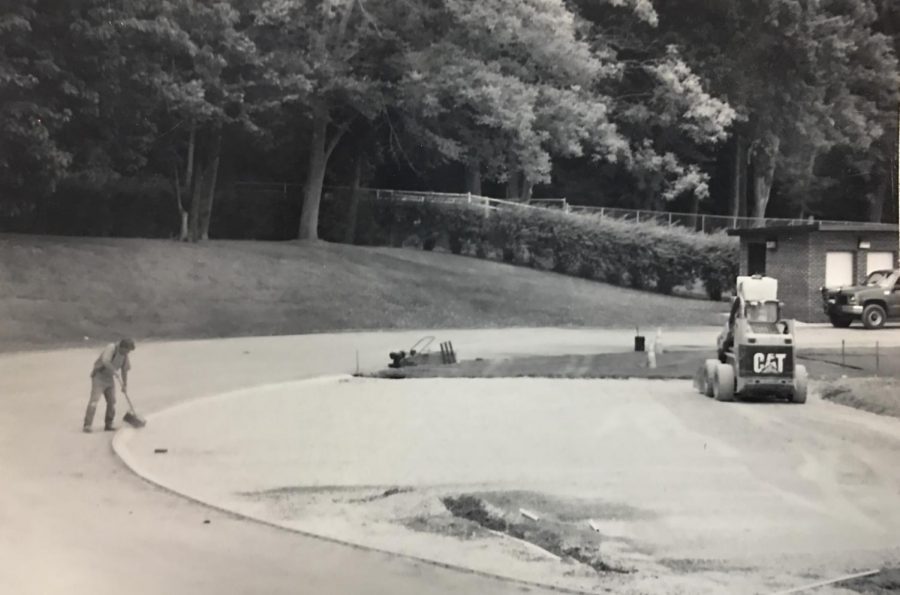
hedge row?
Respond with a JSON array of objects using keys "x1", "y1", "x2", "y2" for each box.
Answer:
[{"x1": 358, "y1": 198, "x2": 738, "y2": 300}]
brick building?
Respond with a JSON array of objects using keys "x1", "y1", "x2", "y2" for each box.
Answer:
[{"x1": 727, "y1": 223, "x2": 899, "y2": 322}]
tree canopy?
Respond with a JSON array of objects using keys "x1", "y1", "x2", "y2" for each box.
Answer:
[{"x1": 0, "y1": 0, "x2": 896, "y2": 237}]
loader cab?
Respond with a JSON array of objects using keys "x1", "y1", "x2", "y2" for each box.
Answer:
[
  {"x1": 743, "y1": 300, "x2": 788, "y2": 334},
  {"x1": 721, "y1": 276, "x2": 789, "y2": 359}
]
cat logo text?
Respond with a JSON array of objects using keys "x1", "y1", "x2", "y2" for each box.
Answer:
[{"x1": 752, "y1": 352, "x2": 787, "y2": 374}]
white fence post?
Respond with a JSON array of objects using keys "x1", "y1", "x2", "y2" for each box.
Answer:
[{"x1": 701, "y1": 215, "x2": 706, "y2": 233}]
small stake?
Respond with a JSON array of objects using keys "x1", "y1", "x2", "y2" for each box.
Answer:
[
  {"x1": 842, "y1": 340, "x2": 845, "y2": 367},
  {"x1": 355, "y1": 350, "x2": 360, "y2": 375},
  {"x1": 876, "y1": 341, "x2": 880, "y2": 375}
]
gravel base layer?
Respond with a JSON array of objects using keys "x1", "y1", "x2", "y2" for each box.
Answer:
[{"x1": 117, "y1": 374, "x2": 900, "y2": 595}]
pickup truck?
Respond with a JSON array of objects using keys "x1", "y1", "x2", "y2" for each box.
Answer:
[{"x1": 821, "y1": 269, "x2": 900, "y2": 329}]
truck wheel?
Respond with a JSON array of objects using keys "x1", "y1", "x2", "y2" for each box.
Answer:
[
  {"x1": 703, "y1": 359, "x2": 717, "y2": 397},
  {"x1": 829, "y1": 316, "x2": 852, "y2": 328},
  {"x1": 714, "y1": 363, "x2": 735, "y2": 402},
  {"x1": 791, "y1": 364, "x2": 808, "y2": 404},
  {"x1": 862, "y1": 304, "x2": 886, "y2": 329}
]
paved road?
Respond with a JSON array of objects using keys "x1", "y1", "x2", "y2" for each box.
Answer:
[
  {"x1": 3, "y1": 326, "x2": 900, "y2": 595},
  {"x1": 1, "y1": 330, "x2": 576, "y2": 595}
]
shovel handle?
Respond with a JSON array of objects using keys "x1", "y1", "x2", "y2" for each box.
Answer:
[{"x1": 114, "y1": 373, "x2": 138, "y2": 413}]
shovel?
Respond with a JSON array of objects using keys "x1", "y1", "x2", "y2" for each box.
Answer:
[{"x1": 117, "y1": 375, "x2": 147, "y2": 428}]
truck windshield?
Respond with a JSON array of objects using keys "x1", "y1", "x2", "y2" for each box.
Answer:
[{"x1": 865, "y1": 271, "x2": 894, "y2": 287}]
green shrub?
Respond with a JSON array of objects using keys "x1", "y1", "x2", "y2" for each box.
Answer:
[
  {"x1": 348, "y1": 198, "x2": 739, "y2": 300},
  {"x1": 696, "y1": 232, "x2": 739, "y2": 300}
]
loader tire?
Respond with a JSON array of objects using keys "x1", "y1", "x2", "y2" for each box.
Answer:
[
  {"x1": 714, "y1": 363, "x2": 735, "y2": 402},
  {"x1": 791, "y1": 364, "x2": 808, "y2": 404},
  {"x1": 703, "y1": 359, "x2": 717, "y2": 397}
]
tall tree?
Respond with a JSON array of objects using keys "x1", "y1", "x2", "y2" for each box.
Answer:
[
  {"x1": 0, "y1": 1, "x2": 77, "y2": 205},
  {"x1": 114, "y1": 0, "x2": 263, "y2": 240},
  {"x1": 252, "y1": 0, "x2": 398, "y2": 240},
  {"x1": 654, "y1": 0, "x2": 898, "y2": 220},
  {"x1": 399, "y1": 0, "x2": 733, "y2": 205}
]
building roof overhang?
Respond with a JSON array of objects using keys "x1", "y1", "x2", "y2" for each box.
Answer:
[{"x1": 726, "y1": 222, "x2": 899, "y2": 237}]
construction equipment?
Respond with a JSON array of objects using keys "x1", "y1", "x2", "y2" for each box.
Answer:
[
  {"x1": 388, "y1": 335, "x2": 457, "y2": 368},
  {"x1": 695, "y1": 275, "x2": 807, "y2": 403}
]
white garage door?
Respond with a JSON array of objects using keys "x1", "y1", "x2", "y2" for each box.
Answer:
[
  {"x1": 825, "y1": 252, "x2": 854, "y2": 288},
  {"x1": 866, "y1": 251, "x2": 895, "y2": 275}
]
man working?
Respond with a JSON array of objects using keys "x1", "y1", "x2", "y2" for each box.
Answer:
[{"x1": 83, "y1": 338, "x2": 135, "y2": 433}]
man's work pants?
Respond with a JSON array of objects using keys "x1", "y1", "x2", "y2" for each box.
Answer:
[{"x1": 84, "y1": 375, "x2": 116, "y2": 429}]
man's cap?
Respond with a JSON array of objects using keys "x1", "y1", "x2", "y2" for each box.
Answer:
[{"x1": 119, "y1": 338, "x2": 136, "y2": 350}]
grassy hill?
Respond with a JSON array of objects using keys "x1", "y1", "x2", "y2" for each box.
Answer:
[{"x1": 0, "y1": 234, "x2": 728, "y2": 351}]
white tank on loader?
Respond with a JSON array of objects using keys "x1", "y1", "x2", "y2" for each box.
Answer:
[{"x1": 693, "y1": 275, "x2": 807, "y2": 403}]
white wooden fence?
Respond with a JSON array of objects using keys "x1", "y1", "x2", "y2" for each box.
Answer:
[{"x1": 232, "y1": 182, "x2": 889, "y2": 234}]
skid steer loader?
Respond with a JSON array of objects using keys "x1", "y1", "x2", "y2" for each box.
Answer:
[{"x1": 694, "y1": 275, "x2": 807, "y2": 403}]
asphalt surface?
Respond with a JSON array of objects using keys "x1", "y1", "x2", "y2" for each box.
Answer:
[{"x1": 3, "y1": 325, "x2": 900, "y2": 595}]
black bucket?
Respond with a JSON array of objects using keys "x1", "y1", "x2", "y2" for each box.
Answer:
[{"x1": 634, "y1": 336, "x2": 645, "y2": 352}]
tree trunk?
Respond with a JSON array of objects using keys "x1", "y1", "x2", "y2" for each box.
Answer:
[
  {"x1": 299, "y1": 117, "x2": 329, "y2": 240},
  {"x1": 187, "y1": 126, "x2": 223, "y2": 242},
  {"x1": 689, "y1": 191, "x2": 701, "y2": 230},
  {"x1": 505, "y1": 171, "x2": 521, "y2": 200},
  {"x1": 520, "y1": 177, "x2": 533, "y2": 202},
  {"x1": 465, "y1": 160, "x2": 482, "y2": 196},
  {"x1": 344, "y1": 153, "x2": 363, "y2": 244},
  {"x1": 868, "y1": 177, "x2": 889, "y2": 223},
  {"x1": 731, "y1": 133, "x2": 744, "y2": 218},
  {"x1": 751, "y1": 134, "x2": 780, "y2": 223},
  {"x1": 174, "y1": 123, "x2": 196, "y2": 242},
  {"x1": 173, "y1": 165, "x2": 189, "y2": 242},
  {"x1": 199, "y1": 128, "x2": 222, "y2": 240},
  {"x1": 188, "y1": 161, "x2": 207, "y2": 242}
]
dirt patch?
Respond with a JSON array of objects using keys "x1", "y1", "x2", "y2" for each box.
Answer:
[
  {"x1": 349, "y1": 486, "x2": 414, "y2": 503},
  {"x1": 404, "y1": 513, "x2": 491, "y2": 541},
  {"x1": 381, "y1": 350, "x2": 713, "y2": 380},
  {"x1": 441, "y1": 493, "x2": 633, "y2": 574},
  {"x1": 801, "y1": 346, "x2": 900, "y2": 378},
  {"x1": 657, "y1": 558, "x2": 757, "y2": 574},
  {"x1": 376, "y1": 349, "x2": 889, "y2": 382},
  {"x1": 820, "y1": 377, "x2": 900, "y2": 419},
  {"x1": 840, "y1": 567, "x2": 900, "y2": 593}
]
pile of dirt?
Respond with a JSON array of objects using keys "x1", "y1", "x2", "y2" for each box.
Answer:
[
  {"x1": 840, "y1": 567, "x2": 900, "y2": 593},
  {"x1": 441, "y1": 493, "x2": 630, "y2": 574}
]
